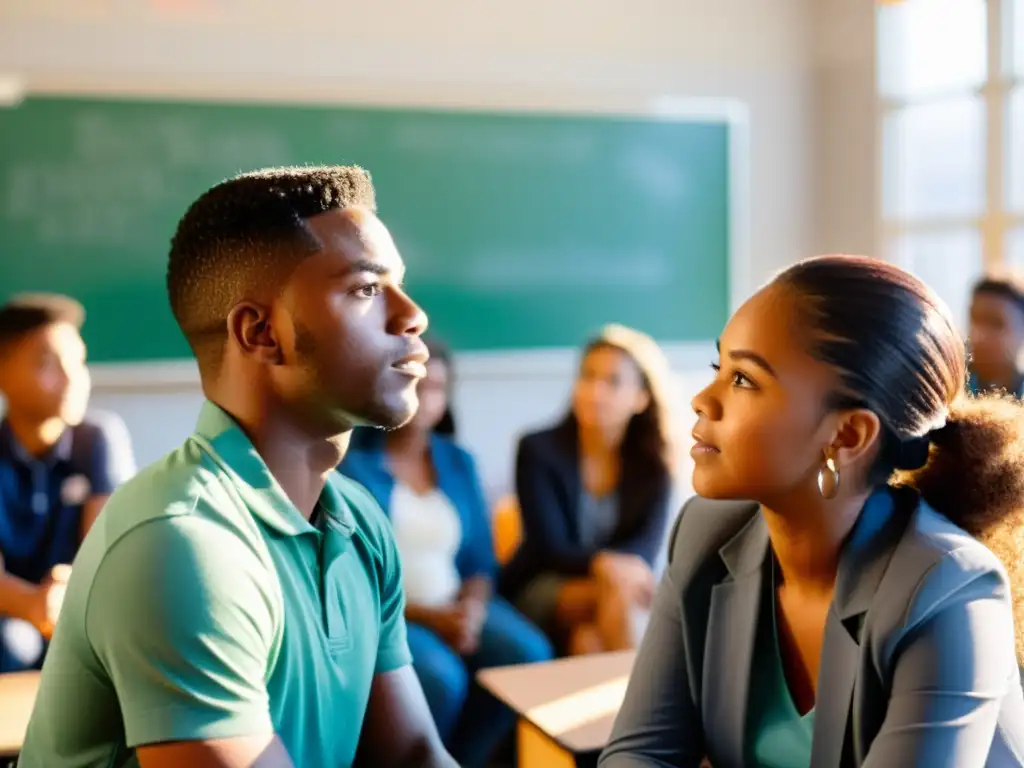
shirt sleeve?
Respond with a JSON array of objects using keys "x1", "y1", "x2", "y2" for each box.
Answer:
[
  {"x1": 86, "y1": 514, "x2": 278, "y2": 748},
  {"x1": 84, "y1": 412, "x2": 137, "y2": 495}
]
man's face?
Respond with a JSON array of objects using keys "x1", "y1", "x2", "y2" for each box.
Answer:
[
  {"x1": 969, "y1": 290, "x2": 1024, "y2": 377},
  {"x1": 266, "y1": 206, "x2": 429, "y2": 433},
  {"x1": 0, "y1": 322, "x2": 90, "y2": 426}
]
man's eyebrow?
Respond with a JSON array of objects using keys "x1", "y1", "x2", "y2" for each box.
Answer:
[{"x1": 347, "y1": 259, "x2": 389, "y2": 276}]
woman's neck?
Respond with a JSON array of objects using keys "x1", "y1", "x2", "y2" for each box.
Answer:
[
  {"x1": 386, "y1": 427, "x2": 431, "y2": 458},
  {"x1": 761, "y1": 487, "x2": 871, "y2": 593},
  {"x1": 577, "y1": 422, "x2": 625, "y2": 460}
]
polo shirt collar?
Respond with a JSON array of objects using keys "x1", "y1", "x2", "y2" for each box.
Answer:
[
  {"x1": 191, "y1": 401, "x2": 355, "y2": 538},
  {"x1": 0, "y1": 419, "x2": 73, "y2": 466}
]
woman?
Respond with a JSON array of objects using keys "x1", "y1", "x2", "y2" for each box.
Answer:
[
  {"x1": 500, "y1": 324, "x2": 677, "y2": 655},
  {"x1": 968, "y1": 275, "x2": 1024, "y2": 397},
  {"x1": 339, "y1": 336, "x2": 552, "y2": 768},
  {"x1": 600, "y1": 256, "x2": 1024, "y2": 767}
]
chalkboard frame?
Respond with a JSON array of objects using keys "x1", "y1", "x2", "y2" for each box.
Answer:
[{"x1": 2, "y1": 80, "x2": 750, "y2": 390}]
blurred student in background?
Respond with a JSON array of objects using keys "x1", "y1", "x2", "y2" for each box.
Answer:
[
  {"x1": 340, "y1": 335, "x2": 552, "y2": 768},
  {"x1": 0, "y1": 294, "x2": 135, "y2": 673},
  {"x1": 968, "y1": 274, "x2": 1024, "y2": 397},
  {"x1": 500, "y1": 324, "x2": 676, "y2": 655}
]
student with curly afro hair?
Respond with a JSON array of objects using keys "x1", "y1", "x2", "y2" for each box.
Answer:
[{"x1": 602, "y1": 255, "x2": 1024, "y2": 767}]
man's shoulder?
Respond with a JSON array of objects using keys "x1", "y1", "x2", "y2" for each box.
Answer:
[
  {"x1": 69, "y1": 440, "x2": 282, "y2": 625},
  {"x1": 94, "y1": 437, "x2": 259, "y2": 552}
]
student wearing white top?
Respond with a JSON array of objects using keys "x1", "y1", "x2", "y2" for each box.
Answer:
[{"x1": 339, "y1": 336, "x2": 553, "y2": 768}]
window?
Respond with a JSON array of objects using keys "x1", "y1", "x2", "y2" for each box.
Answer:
[
  {"x1": 883, "y1": 97, "x2": 986, "y2": 219},
  {"x1": 1008, "y1": 227, "x2": 1024, "y2": 270},
  {"x1": 1015, "y1": 0, "x2": 1024, "y2": 76},
  {"x1": 878, "y1": 0, "x2": 987, "y2": 99},
  {"x1": 879, "y1": 0, "x2": 1022, "y2": 310},
  {"x1": 1010, "y1": 87, "x2": 1024, "y2": 211},
  {"x1": 887, "y1": 230, "x2": 984, "y2": 331}
]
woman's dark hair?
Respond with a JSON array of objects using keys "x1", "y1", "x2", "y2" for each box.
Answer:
[
  {"x1": 566, "y1": 324, "x2": 677, "y2": 481},
  {"x1": 776, "y1": 254, "x2": 1024, "y2": 663},
  {"x1": 423, "y1": 334, "x2": 456, "y2": 437}
]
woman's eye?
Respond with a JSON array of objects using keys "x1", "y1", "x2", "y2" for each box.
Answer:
[{"x1": 731, "y1": 371, "x2": 756, "y2": 389}]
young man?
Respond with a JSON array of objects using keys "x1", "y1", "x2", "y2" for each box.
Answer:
[
  {"x1": 968, "y1": 275, "x2": 1024, "y2": 397},
  {"x1": 0, "y1": 294, "x2": 135, "y2": 673},
  {"x1": 19, "y1": 167, "x2": 457, "y2": 768}
]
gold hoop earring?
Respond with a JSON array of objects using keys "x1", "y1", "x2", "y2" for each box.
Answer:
[{"x1": 817, "y1": 456, "x2": 840, "y2": 500}]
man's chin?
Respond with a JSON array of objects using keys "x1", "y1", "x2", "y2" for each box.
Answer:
[{"x1": 355, "y1": 393, "x2": 418, "y2": 431}]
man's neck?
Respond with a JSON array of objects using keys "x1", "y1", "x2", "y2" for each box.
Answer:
[
  {"x1": 975, "y1": 364, "x2": 1022, "y2": 394},
  {"x1": 5, "y1": 413, "x2": 66, "y2": 458},
  {"x1": 211, "y1": 392, "x2": 351, "y2": 519}
]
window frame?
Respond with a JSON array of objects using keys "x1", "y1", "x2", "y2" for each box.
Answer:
[{"x1": 878, "y1": 0, "x2": 1024, "y2": 273}]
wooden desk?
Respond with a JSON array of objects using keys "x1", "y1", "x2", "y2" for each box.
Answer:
[
  {"x1": 478, "y1": 651, "x2": 634, "y2": 768},
  {"x1": 0, "y1": 671, "x2": 39, "y2": 758}
]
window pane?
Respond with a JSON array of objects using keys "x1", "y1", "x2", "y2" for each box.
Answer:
[
  {"x1": 883, "y1": 98, "x2": 986, "y2": 220},
  {"x1": 1008, "y1": 227, "x2": 1024, "y2": 272},
  {"x1": 886, "y1": 229, "x2": 984, "y2": 331},
  {"x1": 878, "y1": 0, "x2": 987, "y2": 99},
  {"x1": 1014, "y1": 0, "x2": 1024, "y2": 76},
  {"x1": 1009, "y1": 88, "x2": 1024, "y2": 212}
]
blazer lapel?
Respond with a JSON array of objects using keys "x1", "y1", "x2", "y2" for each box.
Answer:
[
  {"x1": 702, "y1": 510, "x2": 768, "y2": 768},
  {"x1": 552, "y1": 423, "x2": 583, "y2": 539},
  {"x1": 810, "y1": 608, "x2": 860, "y2": 768},
  {"x1": 811, "y1": 489, "x2": 905, "y2": 768}
]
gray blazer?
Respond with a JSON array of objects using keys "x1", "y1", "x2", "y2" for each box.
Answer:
[{"x1": 599, "y1": 488, "x2": 1024, "y2": 767}]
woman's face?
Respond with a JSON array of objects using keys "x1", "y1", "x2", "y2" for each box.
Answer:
[
  {"x1": 409, "y1": 358, "x2": 449, "y2": 432},
  {"x1": 572, "y1": 344, "x2": 650, "y2": 434},
  {"x1": 690, "y1": 285, "x2": 844, "y2": 501}
]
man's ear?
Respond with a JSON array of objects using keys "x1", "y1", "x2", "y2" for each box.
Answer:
[{"x1": 226, "y1": 302, "x2": 282, "y2": 365}]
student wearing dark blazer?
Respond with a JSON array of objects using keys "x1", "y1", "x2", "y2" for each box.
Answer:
[
  {"x1": 601, "y1": 256, "x2": 1024, "y2": 767},
  {"x1": 500, "y1": 325, "x2": 677, "y2": 655},
  {"x1": 339, "y1": 337, "x2": 552, "y2": 768}
]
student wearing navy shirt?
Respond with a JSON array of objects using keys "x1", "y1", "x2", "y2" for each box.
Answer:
[
  {"x1": 0, "y1": 294, "x2": 135, "y2": 672},
  {"x1": 340, "y1": 337, "x2": 552, "y2": 768}
]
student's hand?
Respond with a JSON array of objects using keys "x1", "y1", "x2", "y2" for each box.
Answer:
[
  {"x1": 457, "y1": 594, "x2": 488, "y2": 643},
  {"x1": 428, "y1": 603, "x2": 484, "y2": 656},
  {"x1": 592, "y1": 552, "x2": 655, "y2": 608},
  {"x1": 26, "y1": 565, "x2": 72, "y2": 638}
]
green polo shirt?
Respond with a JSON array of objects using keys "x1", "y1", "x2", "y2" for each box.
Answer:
[{"x1": 18, "y1": 401, "x2": 411, "y2": 768}]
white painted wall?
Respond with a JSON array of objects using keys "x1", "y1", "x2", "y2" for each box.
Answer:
[{"x1": 0, "y1": 0, "x2": 825, "y2": 502}]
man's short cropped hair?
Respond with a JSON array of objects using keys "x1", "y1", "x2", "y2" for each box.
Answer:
[
  {"x1": 166, "y1": 165, "x2": 377, "y2": 371},
  {"x1": 0, "y1": 293, "x2": 85, "y2": 352}
]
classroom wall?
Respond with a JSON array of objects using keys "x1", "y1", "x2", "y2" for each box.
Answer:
[
  {"x1": 812, "y1": 0, "x2": 878, "y2": 257},
  {"x1": 0, "y1": 0, "x2": 828, "y2": 501}
]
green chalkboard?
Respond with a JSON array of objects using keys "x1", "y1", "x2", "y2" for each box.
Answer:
[{"x1": 0, "y1": 95, "x2": 732, "y2": 363}]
